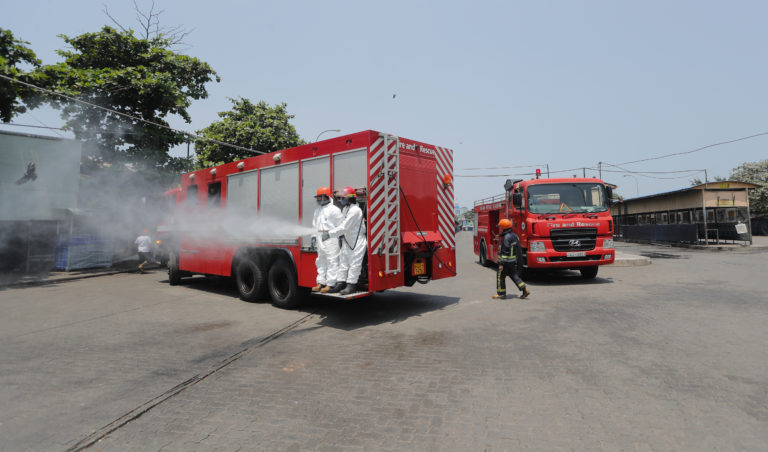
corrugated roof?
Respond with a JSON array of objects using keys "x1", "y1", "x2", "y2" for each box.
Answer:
[{"x1": 618, "y1": 180, "x2": 761, "y2": 203}]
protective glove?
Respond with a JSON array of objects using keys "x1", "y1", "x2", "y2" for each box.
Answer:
[{"x1": 321, "y1": 231, "x2": 330, "y2": 242}]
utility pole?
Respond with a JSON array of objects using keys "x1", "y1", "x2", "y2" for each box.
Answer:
[
  {"x1": 598, "y1": 161, "x2": 602, "y2": 180},
  {"x1": 545, "y1": 163, "x2": 550, "y2": 178}
]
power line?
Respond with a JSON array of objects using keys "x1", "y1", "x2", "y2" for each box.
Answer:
[
  {"x1": 0, "y1": 123, "x2": 66, "y2": 131},
  {"x1": 1, "y1": 122, "x2": 141, "y2": 135},
  {"x1": 614, "y1": 131, "x2": 768, "y2": 166},
  {"x1": 458, "y1": 164, "x2": 545, "y2": 171},
  {"x1": 0, "y1": 73, "x2": 265, "y2": 155},
  {"x1": 455, "y1": 130, "x2": 768, "y2": 177}
]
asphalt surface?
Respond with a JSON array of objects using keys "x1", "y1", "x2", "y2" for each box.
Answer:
[{"x1": 1, "y1": 234, "x2": 766, "y2": 451}]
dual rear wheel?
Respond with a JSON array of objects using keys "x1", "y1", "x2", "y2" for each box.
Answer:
[{"x1": 235, "y1": 256, "x2": 305, "y2": 309}]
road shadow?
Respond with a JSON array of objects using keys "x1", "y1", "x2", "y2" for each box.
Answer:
[
  {"x1": 474, "y1": 263, "x2": 614, "y2": 287},
  {"x1": 305, "y1": 291, "x2": 460, "y2": 331},
  {"x1": 523, "y1": 269, "x2": 613, "y2": 286},
  {"x1": 157, "y1": 275, "x2": 241, "y2": 297},
  {"x1": 158, "y1": 276, "x2": 460, "y2": 331}
]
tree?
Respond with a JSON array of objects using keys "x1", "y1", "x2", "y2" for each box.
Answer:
[
  {"x1": 690, "y1": 175, "x2": 726, "y2": 186},
  {"x1": 0, "y1": 28, "x2": 42, "y2": 123},
  {"x1": 194, "y1": 98, "x2": 305, "y2": 168},
  {"x1": 729, "y1": 159, "x2": 768, "y2": 214},
  {"x1": 37, "y1": 26, "x2": 219, "y2": 169},
  {"x1": 103, "y1": 0, "x2": 193, "y2": 50}
]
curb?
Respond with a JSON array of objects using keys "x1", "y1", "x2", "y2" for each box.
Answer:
[{"x1": 611, "y1": 253, "x2": 652, "y2": 267}]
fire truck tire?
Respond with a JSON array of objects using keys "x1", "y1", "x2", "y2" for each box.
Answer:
[
  {"x1": 579, "y1": 266, "x2": 599, "y2": 279},
  {"x1": 267, "y1": 259, "x2": 304, "y2": 309},
  {"x1": 236, "y1": 258, "x2": 266, "y2": 302},
  {"x1": 168, "y1": 251, "x2": 181, "y2": 286},
  {"x1": 479, "y1": 241, "x2": 489, "y2": 267}
]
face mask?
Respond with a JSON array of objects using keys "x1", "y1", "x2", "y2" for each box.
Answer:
[
  {"x1": 341, "y1": 198, "x2": 348, "y2": 206},
  {"x1": 316, "y1": 198, "x2": 323, "y2": 205}
]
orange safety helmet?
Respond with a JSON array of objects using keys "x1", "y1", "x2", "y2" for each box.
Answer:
[
  {"x1": 498, "y1": 219, "x2": 513, "y2": 229},
  {"x1": 316, "y1": 186, "x2": 332, "y2": 198},
  {"x1": 341, "y1": 186, "x2": 356, "y2": 198}
]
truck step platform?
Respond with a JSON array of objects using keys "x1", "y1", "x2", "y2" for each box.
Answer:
[{"x1": 313, "y1": 291, "x2": 371, "y2": 300}]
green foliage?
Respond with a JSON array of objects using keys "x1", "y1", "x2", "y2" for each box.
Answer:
[
  {"x1": 0, "y1": 28, "x2": 42, "y2": 122},
  {"x1": 729, "y1": 159, "x2": 768, "y2": 214},
  {"x1": 194, "y1": 98, "x2": 305, "y2": 168},
  {"x1": 37, "y1": 26, "x2": 218, "y2": 168},
  {"x1": 689, "y1": 175, "x2": 726, "y2": 186}
]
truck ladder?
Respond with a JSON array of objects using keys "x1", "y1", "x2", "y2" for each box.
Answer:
[{"x1": 381, "y1": 133, "x2": 401, "y2": 274}]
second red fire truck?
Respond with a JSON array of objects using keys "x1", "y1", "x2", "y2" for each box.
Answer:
[
  {"x1": 166, "y1": 130, "x2": 457, "y2": 308},
  {"x1": 473, "y1": 177, "x2": 615, "y2": 278}
]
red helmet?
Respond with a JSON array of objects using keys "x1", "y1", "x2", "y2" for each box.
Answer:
[
  {"x1": 498, "y1": 219, "x2": 513, "y2": 229},
  {"x1": 315, "y1": 186, "x2": 332, "y2": 197},
  {"x1": 341, "y1": 186, "x2": 356, "y2": 198}
]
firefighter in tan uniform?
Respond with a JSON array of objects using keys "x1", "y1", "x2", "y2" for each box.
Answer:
[
  {"x1": 493, "y1": 219, "x2": 531, "y2": 299},
  {"x1": 312, "y1": 186, "x2": 343, "y2": 293}
]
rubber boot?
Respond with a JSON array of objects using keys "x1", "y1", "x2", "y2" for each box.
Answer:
[
  {"x1": 492, "y1": 293, "x2": 505, "y2": 299},
  {"x1": 320, "y1": 284, "x2": 334, "y2": 293},
  {"x1": 138, "y1": 262, "x2": 145, "y2": 274},
  {"x1": 311, "y1": 284, "x2": 323, "y2": 292},
  {"x1": 339, "y1": 283, "x2": 357, "y2": 295},
  {"x1": 328, "y1": 282, "x2": 346, "y2": 293},
  {"x1": 519, "y1": 286, "x2": 531, "y2": 299}
]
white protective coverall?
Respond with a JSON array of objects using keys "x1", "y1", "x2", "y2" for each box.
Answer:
[
  {"x1": 312, "y1": 201, "x2": 343, "y2": 286},
  {"x1": 330, "y1": 203, "x2": 367, "y2": 284}
]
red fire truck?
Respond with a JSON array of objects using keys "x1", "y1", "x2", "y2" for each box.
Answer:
[
  {"x1": 473, "y1": 177, "x2": 615, "y2": 279},
  {"x1": 167, "y1": 130, "x2": 456, "y2": 308}
]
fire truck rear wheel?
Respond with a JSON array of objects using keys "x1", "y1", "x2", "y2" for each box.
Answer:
[
  {"x1": 579, "y1": 266, "x2": 599, "y2": 279},
  {"x1": 236, "y1": 258, "x2": 266, "y2": 302},
  {"x1": 168, "y1": 251, "x2": 181, "y2": 286},
  {"x1": 479, "y1": 241, "x2": 489, "y2": 267},
  {"x1": 267, "y1": 259, "x2": 303, "y2": 309}
]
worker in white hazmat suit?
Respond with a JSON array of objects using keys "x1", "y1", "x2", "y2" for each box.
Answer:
[
  {"x1": 312, "y1": 186, "x2": 343, "y2": 293},
  {"x1": 327, "y1": 186, "x2": 367, "y2": 295}
]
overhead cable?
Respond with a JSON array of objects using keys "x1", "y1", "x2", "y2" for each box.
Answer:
[{"x1": 0, "y1": 73, "x2": 265, "y2": 155}]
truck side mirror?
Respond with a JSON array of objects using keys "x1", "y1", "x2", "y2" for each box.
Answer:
[
  {"x1": 605, "y1": 186, "x2": 614, "y2": 205},
  {"x1": 512, "y1": 193, "x2": 523, "y2": 208}
]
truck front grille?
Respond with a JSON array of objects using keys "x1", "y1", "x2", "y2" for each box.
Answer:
[{"x1": 550, "y1": 228, "x2": 597, "y2": 251}]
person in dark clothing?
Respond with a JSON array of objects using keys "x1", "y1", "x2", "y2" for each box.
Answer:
[{"x1": 493, "y1": 219, "x2": 531, "y2": 299}]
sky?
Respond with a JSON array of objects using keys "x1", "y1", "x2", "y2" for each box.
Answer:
[{"x1": 3, "y1": 0, "x2": 767, "y2": 208}]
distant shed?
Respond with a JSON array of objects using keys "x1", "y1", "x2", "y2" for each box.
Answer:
[
  {"x1": 0, "y1": 130, "x2": 85, "y2": 272},
  {"x1": 611, "y1": 181, "x2": 760, "y2": 244}
]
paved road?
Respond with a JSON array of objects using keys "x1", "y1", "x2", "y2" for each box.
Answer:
[{"x1": 1, "y1": 233, "x2": 766, "y2": 451}]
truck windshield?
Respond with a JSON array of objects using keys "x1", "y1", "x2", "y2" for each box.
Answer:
[{"x1": 526, "y1": 183, "x2": 608, "y2": 214}]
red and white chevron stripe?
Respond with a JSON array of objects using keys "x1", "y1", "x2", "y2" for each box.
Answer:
[
  {"x1": 367, "y1": 136, "x2": 387, "y2": 254},
  {"x1": 435, "y1": 145, "x2": 455, "y2": 249}
]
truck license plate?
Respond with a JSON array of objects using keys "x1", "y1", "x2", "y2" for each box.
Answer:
[
  {"x1": 412, "y1": 260, "x2": 426, "y2": 276},
  {"x1": 566, "y1": 251, "x2": 587, "y2": 257}
]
